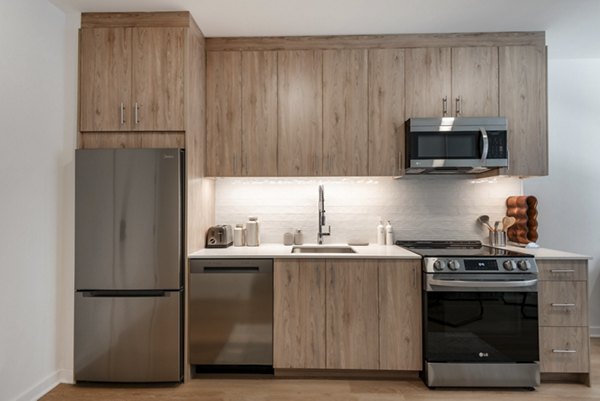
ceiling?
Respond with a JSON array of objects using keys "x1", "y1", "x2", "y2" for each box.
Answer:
[{"x1": 49, "y1": 0, "x2": 600, "y2": 58}]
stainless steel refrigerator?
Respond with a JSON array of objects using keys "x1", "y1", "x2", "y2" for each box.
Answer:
[{"x1": 74, "y1": 148, "x2": 184, "y2": 383}]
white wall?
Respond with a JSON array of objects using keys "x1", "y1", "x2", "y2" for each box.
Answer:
[
  {"x1": 524, "y1": 57, "x2": 600, "y2": 334},
  {"x1": 216, "y1": 176, "x2": 522, "y2": 244},
  {"x1": 0, "y1": 1, "x2": 74, "y2": 400}
]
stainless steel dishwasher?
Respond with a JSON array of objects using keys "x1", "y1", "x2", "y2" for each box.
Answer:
[{"x1": 189, "y1": 259, "x2": 273, "y2": 368}]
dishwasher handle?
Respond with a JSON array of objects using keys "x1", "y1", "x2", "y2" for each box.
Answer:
[{"x1": 190, "y1": 259, "x2": 273, "y2": 274}]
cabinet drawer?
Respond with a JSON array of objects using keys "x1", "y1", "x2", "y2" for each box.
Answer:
[
  {"x1": 540, "y1": 327, "x2": 589, "y2": 373},
  {"x1": 538, "y1": 260, "x2": 587, "y2": 281},
  {"x1": 539, "y1": 281, "x2": 588, "y2": 326}
]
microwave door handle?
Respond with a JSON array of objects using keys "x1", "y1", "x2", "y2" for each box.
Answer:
[{"x1": 480, "y1": 127, "x2": 489, "y2": 163}]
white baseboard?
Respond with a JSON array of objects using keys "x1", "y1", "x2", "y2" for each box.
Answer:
[
  {"x1": 590, "y1": 326, "x2": 600, "y2": 337},
  {"x1": 12, "y1": 369, "x2": 73, "y2": 401}
]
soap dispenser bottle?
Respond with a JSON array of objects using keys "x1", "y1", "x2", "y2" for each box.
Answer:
[
  {"x1": 377, "y1": 218, "x2": 386, "y2": 245},
  {"x1": 385, "y1": 220, "x2": 394, "y2": 246}
]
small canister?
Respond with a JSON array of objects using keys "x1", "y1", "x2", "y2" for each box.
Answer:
[
  {"x1": 489, "y1": 231, "x2": 507, "y2": 247},
  {"x1": 283, "y1": 231, "x2": 294, "y2": 246},
  {"x1": 246, "y1": 216, "x2": 260, "y2": 246},
  {"x1": 293, "y1": 229, "x2": 304, "y2": 245},
  {"x1": 234, "y1": 224, "x2": 245, "y2": 246}
]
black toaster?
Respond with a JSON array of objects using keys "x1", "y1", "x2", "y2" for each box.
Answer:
[{"x1": 206, "y1": 225, "x2": 233, "y2": 248}]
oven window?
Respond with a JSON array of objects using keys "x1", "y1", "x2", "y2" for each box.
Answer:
[
  {"x1": 415, "y1": 132, "x2": 479, "y2": 159},
  {"x1": 424, "y1": 291, "x2": 538, "y2": 363}
]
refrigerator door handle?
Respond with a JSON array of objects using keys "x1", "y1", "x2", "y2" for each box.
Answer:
[{"x1": 81, "y1": 290, "x2": 171, "y2": 297}]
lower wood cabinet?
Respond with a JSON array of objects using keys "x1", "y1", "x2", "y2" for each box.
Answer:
[
  {"x1": 273, "y1": 259, "x2": 326, "y2": 369},
  {"x1": 273, "y1": 258, "x2": 422, "y2": 371},
  {"x1": 326, "y1": 260, "x2": 379, "y2": 369},
  {"x1": 379, "y1": 260, "x2": 422, "y2": 370},
  {"x1": 537, "y1": 259, "x2": 590, "y2": 382}
]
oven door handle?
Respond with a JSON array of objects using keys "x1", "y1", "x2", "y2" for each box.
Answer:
[{"x1": 428, "y1": 278, "x2": 538, "y2": 289}]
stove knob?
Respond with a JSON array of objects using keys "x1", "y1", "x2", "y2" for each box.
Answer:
[
  {"x1": 503, "y1": 260, "x2": 515, "y2": 271},
  {"x1": 517, "y1": 260, "x2": 531, "y2": 271},
  {"x1": 433, "y1": 260, "x2": 445, "y2": 271},
  {"x1": 448, "y1": 260, "x2": 460, "y2": 271}
]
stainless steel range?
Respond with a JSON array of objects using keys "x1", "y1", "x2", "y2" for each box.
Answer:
[{"x1": 397, "y1": 240, "x2": 540, "y2": 389}]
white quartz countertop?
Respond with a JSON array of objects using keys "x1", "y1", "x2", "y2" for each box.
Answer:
[
  {"x1": 188, "y1": 243, "x2": 421, "y2": 259},
  {"x1": 189, "y1": 242, "x2": 590, "y2": 261},
  {"x1": 498, "y1": 244, "x2": 591, "y2": 260}
]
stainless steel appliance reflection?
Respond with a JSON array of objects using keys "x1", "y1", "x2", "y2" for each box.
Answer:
[
  {"x1": 397, "y1": 240, "x2": 540, "y2": 388},
  {"x1": 189, "y1": 259, "x2": 273, "y2": 369},
  {"x1": 74, "y1": 149, "x2": 184, "y2": 383}
]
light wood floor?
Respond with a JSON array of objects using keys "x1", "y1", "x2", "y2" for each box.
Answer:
[{"x1": 42, "y1": 339, "x2": 600, "y2": 401}]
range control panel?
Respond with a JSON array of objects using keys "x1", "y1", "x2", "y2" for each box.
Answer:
[{"x1": 424, "y1": 257, "x2": 537, "y2": 274}]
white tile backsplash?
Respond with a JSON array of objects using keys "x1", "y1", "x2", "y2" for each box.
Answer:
[{"x1": 215, "y1": 176, "x2": 522, "y2": 245}]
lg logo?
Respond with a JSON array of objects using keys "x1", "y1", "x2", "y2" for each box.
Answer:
[{"x1": 478, "y1": 352, "x2": 489, "y2": 358}]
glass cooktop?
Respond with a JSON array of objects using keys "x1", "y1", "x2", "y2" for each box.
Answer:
[{"x1": 395, "y1": 240, "x2": 533, "y2": 258}]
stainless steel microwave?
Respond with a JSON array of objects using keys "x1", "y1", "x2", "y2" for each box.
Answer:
[{"x1": 405, "y1": 117, "x2": 508, "y2": 174}]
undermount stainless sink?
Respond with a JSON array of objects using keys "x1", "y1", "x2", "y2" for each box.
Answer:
[{"x1": 291, "y1": 246, "x2": 356, "y2": 254}]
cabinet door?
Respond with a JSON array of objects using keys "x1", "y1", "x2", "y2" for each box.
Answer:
[
  {"x1": 241, "y1": 51, "x2": 278, "y2": 176},
  {"x1": 132, "y1": 27, "x2": 185, "y2": 131},
  {"x1": 323, "y1": 49, "x2": 368, "y2": 176},
  {"x1": 539, "y1": 281, "x2": 588, "y2": 327},
  {"x1": 278, "y1": 50, "x2": 323, "y2": 176},
  {"x1": 273, "y1": 259, "x2": 326, "y2": 369},
  {"x1": 79, "y1": 28, "x2": 132, "y2": 132},
  {"x1": 451, "y1": 47, "x2": 499, "y2": 117},
  {"x1": 326, "y1": 260, "x2": 379, "y2": 370},
  {"x1": 539, "y1": 327, "x2": 590, "y2": 373},
  {"x1": 368, "y1": 49, "x2": 405, "y2": 176},
  {"x1": 405, "y1": 48, "x2": 451, "y2": 118},
  {"x1": 500, "y1": 46, "x2": 548, "y2": 176},
  {"x1": 379, "y1": 260, "x2": 422, "y2": 370},
  {"x1": 206, "y1": 51, "x2": 242, "y2": 176}
]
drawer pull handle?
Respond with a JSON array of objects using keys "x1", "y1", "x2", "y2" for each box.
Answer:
[
  {"x1": 551, "y1": 303, "x2": 576, "y2": 307},
  {"x1": 552, "y1": 349, "x2": 577, "y2": 353},
  {"x1": 550, "y1": 269, "x2": 575, "y2": 273}
]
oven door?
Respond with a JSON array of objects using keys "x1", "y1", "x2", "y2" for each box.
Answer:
[{"x1": 424, "y1": 273, "x2": 539, "y2": 364}]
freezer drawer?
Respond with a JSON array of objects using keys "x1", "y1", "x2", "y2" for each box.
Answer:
[
  {"x1": 74, "y1": 290, "x2": 182, "y2": 382},
  {"x1": 189, "y1": 259, "x2": 273, "y2": 365},
  {"x1": 75, "y1": 149, "x2": 182, "y2": 290}
]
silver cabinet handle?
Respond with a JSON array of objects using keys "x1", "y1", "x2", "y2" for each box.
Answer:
[
  {"x1": 455, "y1": 96, "x2": 462, "y2": 116},
  {"x1": 480, "y1": 127, "x2": 489, "y2": 163},
  {"x1": 551, "y1": 303, "x2": 576, "y2": 307},
  {"x1": 120, "y1": 102, "x2": 125, "y2": 125},
  {"x1": 552, "y1": 349, "x2": 577, "y2": 353},
  {"x1": 550, "y1": 269, "x2": 575, "y2": 273},
  {"x1": 135, "y1": 102, "x2": 140, "y2": 125},
  {"x1": 398, "y1": 151, "x2": 403, "y2": 174},
  {"x1": 233, "y1": 153, "x2": 237, "y2": 174},
  {"x1": 442, "y1": 96, "x2": 448, "y2": 116}
]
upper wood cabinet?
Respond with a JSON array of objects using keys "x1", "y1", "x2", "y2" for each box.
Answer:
[
  {"x1": 241, "y1": 51, "x2": 278, "y2": 176},
  {"x1": 203, "y1": 33, "x2": 547, "y2": 177},
  {"x1": 278, "y1": 50, "x2": 323, "y2": 176},
  {"x1": 405, "y1": 48, "x2": 452, "y2": 117},
  {"x1": 451, "y1": 47, "x2": 499, "y2": 116},
  {"x1": 79, "y1": 26, "x2": 185, "y2": 132},
  {"x1": 500, "y1": 45, "x2": 548, "y2": 176},
  {"x1": 368, "y1": 49, "x2": 405, "y2": 176},
  {"x1": 80, "y1": 28, "x2": 132, "y2": 132},
  {"x1": 322, "y1": 50, "x2": 368, "y2": 176},
  {"x1": 206, "y1": 51, "x2": 242, "y2": 176},
  {"x1": 405, "y1": 47, "x2": 498, "y2": 118}
]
